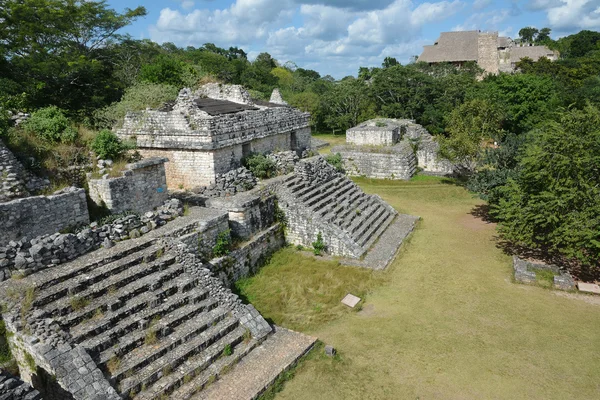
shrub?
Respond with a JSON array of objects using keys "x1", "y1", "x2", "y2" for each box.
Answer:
[
  {"x1": 325, "y1": 153, "x2": 345, "y2": 173},
  {"x1": 242, "y1": 153, "x2": 276, "y2": 179},
  {"x1": 91, "y1": 129, "x2": 128, "y2": 160},
  {"x1": 93, "y1": 82, "x2": 179, "y2": 129},
  {"x1": 312, "y1": 232, "x2": 326, "y2": 256},
  {"x1": 213, "y1": 230, "x2": 232, "y2": 257},
  {"x1": 23, "y1": 106, "x2": 77, "y2": 143}
]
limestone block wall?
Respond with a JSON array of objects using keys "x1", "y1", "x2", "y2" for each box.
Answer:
[
  {"x1": 88, "y1": 157, "x2": 169, "y2": 214},
  {"x1": 209, "y1": 224, "x2": 285, "y2": 286},
  {"x1": 0, "y1": 187, "x2": 89, "y2": 247},
  {"x1": 206, "y1": 191, "x2": 277, "y2": 239},
  {"x1": 117, "y1": 107, "x2": 311, "y2": 152},
  {"x1": 137, "y1": 149, "x2": 215, "y2": 188},
  {"x1": 416, "y1": 140, "x2": 455, "y2": 176},
  {"x1": 0, "y1": 139, "x2": 48, "y2": 202},
  {"x1": 478, "y1": 32, "x2": 500, "y2": 75},
  {"x1": 175, "y1": 209, "x2": 230, "y2": 261},
  {"x1": 332, "y1": 143, "x2": 417, "y2": 180},
  {"x1": 346, "y1": 127, "x2": 400, "y2": 146}
]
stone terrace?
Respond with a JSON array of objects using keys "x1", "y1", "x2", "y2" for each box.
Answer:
[
  {"x1": 276, "y1": 157, "x2": 400, "y2": 259},
  {"x1": 1, "y1": 208, "x2": 315, "y2": 400}
]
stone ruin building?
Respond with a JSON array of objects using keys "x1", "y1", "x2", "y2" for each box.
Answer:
[
  {"x1": 418, "y1": 30, "x2": 558, "y2": 75},
  {"x1": 115, "y1": 83, "x2": 311, "y2": 189},
  {"x1": 0, "y1": 84, "x2": 420, "y2": 399},
  {"x1": 331, "y1": 118, "x2": 454, "y2": 180}
]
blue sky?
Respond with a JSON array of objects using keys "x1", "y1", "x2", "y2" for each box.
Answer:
[{"x1": 107, "y1": 0, "x2": 600, "y2": 78}]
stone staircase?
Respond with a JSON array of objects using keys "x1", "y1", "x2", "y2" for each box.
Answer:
[
  {"x1": 14, "y1": 229, "x2": 292, "y2": 400},
  {"x1": 276, "y1": 158, "x2": 397, "y2": 258}
]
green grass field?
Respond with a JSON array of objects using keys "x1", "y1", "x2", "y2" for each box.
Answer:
[
  {"x1": 311, "y1": 132, "x2": 347, "y2": 154},
  {"x1": 239, "y1": 176, "x2": 600, "y2": 400}
]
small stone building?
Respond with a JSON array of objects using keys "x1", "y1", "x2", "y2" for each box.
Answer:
[
  {"x1": 116, "y1": 84, "x2": 311, "y2": 189},
  {"x1": 332, "y1": 118, "x2": 454, "y2": 180}
]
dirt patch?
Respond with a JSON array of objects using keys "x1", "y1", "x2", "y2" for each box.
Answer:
[
  {"x1": 357, "y1": 303, "x2": 377, "y2": 317},
  {"x1": 553, "y1": 291, "x2": 600, "y2": 306},
  {"x1": 458, "y1": 213, "x2": 496, "y2": 231}
]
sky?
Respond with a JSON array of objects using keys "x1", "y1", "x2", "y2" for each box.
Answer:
[{"x1": 107, "y1": 0, "x2": 600, "y2": 78}]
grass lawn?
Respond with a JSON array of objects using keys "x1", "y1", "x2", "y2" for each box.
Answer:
[
  {"x1": 238, "y1": 176, "x2": 600, "y2": 400},
  {"x1": 311, "y1": 132, "x2": 347, "y2": 154}
]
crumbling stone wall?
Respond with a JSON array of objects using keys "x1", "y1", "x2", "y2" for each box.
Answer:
[
  {"x1": 332, "y1": 143, "x2": 417, "y2": 180},
  {"x1": 346, "y1": 121, "x2": 400, "y2": 146},
  {"x1": 206, "y1": 190, "x2": 277, "y2": 239},
  {"x1": 0, "y1": 199, "x2": 182, "y2": 281},
  {"x1": 0, "y1": 140, "x2": 48, "y2": 202},
  {"x1": 0, "y1": 187, "x2": 89, "y2": 248},
  {"x1": 209, "y1": 224, "x2": 285, "y2": 286},
  {"x1": 88, "y1": 157, "x2": 169, "y2": 214},
  {"x1": 196, "y1": 83, "x2": 253, "y2": 105}
]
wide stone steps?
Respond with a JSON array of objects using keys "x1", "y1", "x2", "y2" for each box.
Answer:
[
  {"x1": 297, "y1": 177, "x2": 343, "y2": 203},
  {"x1": 117, "y1": 315, "x2": 241, "y2": 397},
  {"x1": 79, "y1": 285, "x2": 209, "y2": 354},
  {"x1": 36, "y1": 239, "x2": 156, "y2": 291},
  {"x1": 41, "y1": 255, "x2": 180, "y2": 318},
  {"x1": 310, "y1": 181, "x2": 356, "y2": 214},
  {"x1": 352, "y1": 204, "x2": 389, "y2": 245},
  {"x1": 360, "y1": 213, "x2": 396, "y2": 250},
  {"x1": 106, "y1": 305, "x2": 227, "y2": 384},
  {"x1": 132, "y1": 326, "x2": 253, "y2": 400},
  {"x1": 157, "y1": 334, "x2": 258, "y2": 400}
]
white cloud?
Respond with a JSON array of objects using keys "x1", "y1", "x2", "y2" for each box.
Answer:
[
  {"x1": 546, "y1": 0, "x2": 600, "y2": 30},
  {"x1": 472, "y1": 0, "x2": 492, "y2": 10},
  {"x1": 150, "y1": 0, "x2": 467, "y2": 77},
  {"x1": 526, "y1": 0, "x2": 566, "y2": 11}
]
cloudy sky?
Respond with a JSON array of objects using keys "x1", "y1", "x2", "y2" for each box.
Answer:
[{"x1": 107, "y1": 0, "x2": 600, "y2": 78}]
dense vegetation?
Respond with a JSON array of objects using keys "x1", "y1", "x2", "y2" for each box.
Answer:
[{"x1": 1, "y1": 0, "x2": 599, "y2": 277}]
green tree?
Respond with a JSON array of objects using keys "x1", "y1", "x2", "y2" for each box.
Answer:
[
  {"x1": 438, "y1": 99, "x2": 505, "y2": 172},
  {"x1": 518, "y1": 27, "x2": 539, "y2": 43},
  {"x1": 494, "y1": 105, "x2": 600, "y2": 272},
  {"x1": 0, "y1": 0, "x2": 146, "y2": 115},
  {"x1": 535, "y1": 27, "x2": 552, "y2": 45},
  {"x1": 321, "y1": 78, "x2": 375, "y2": 132}
]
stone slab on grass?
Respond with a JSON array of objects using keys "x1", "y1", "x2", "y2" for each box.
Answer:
[
  {"x1": 577, "y1": 282, "x2": 600, "y2": 295},
  {"x1": 342, "y1": 294, "x2": 361, "y2": 308}
]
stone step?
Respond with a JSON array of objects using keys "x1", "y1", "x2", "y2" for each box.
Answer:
[
  {"x1": 312, "y1": 181, "x2": 356, "y2": 214},
  {"x1": 36, "y1": 239, "x2": 156, "y2": 291},
  {"x1": 147, "y1": 332, "x2": 258, "y2": 400},
  {"x1": 117, "y1": 315, "x2": 241, "y2": 396},
  {"x1": 359, "y1": 213, "x2": 396, "y2": 250},
  {"x1": 80, "y1": 286, "x2": 209, "y2": 354},
  {"x1": 33, "y1": 244, "x2": 163, "y2": 308},
  {"x1": 351, "y1": 204, "x2": 388, "y2": 242},
  {"x1": 62, "y1": 261, "x2": 188, "y2": 349},
  {"x1": 298, "y1": 177, "x2": 342, "y2": 203},
  {"x1": 340, "y1": 196, "x2": 375, "y2": 230},
  {"x1": 303, "y1": 177, "x2": 345, "y2": 208},
  {"x1": 323, "y1": 189, "x2": 364, "y2": 222},
  {"x1": 42, "y1": 255, "x2": 178, "y2": 317},
  {"x1": 335, "y1": 193, "x2": 369, "y2": 225},
  {"x1": 68, "y1": 274, "x2": 201, "y2": 339},
  {"x1": 106, "y1": 304, "x2": 226, "y2": 384}
]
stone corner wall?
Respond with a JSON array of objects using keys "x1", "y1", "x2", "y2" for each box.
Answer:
[
  {"x1": 88, "y1": 157, "x2": 169, "y2": 214},
  {"x1": 332, "y1": 144, "x2": 417, "y2": 180},
  {"x1": 513, "y1": 256, "x2": 576, "y2": 291},
  {"x1": 0, "y1": 139, "x2": 48, "y2": 202},
  {"x1": 0, "y1": 187, "x2": 89, "y2": 247}
]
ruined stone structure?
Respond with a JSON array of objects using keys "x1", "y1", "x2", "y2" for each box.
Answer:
[
  {"x1": 0, "y1": 187, "x2": 89, "y2": 248},
  {"x1": 513, "y1": 256, "x2": 576, "y2": 291},
  {"x1": 88, "y1": 158, "x2": 169, "y2": 215},
  {"x1": 418, "y1": 31, "x2": 558, "y2": 74},
  {"x1": 0, "y1": 140, "x2": 48, "y2": 203},
  {"x1": 116, "y1": 85, "x2": 311, "y2": 189},
  {"x1": 332, "y1": 118, "x2": 454, "y2": 180}
]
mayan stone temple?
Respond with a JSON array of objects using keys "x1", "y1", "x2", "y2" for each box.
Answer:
[
  {"x1": 331, "y1": 118, "x2": 455, "y2": 180},
  {"x1": 0, "y1": 84, "x2": 419, "y2": 400},
  {"x1": 116, "y1": 83, "x2": 311, "y2": 189}
]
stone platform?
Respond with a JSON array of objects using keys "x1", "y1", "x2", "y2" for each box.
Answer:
[
  {"x1": 0, "y1": 206, "x2": 303, "y2": 400},
  {"x1": 193, "y1": 326, "x2": 316, "y2": 400}
]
